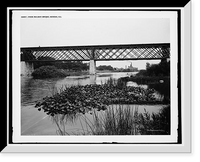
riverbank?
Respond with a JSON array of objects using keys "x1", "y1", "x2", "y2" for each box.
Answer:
[{"x1": 119, "y1": 75, "x2": 170, "y2": 84}]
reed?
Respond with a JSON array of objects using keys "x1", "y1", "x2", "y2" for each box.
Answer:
[
  {"x1": 51, "y1": 113, "x2": 82, "y2": 135},
  {"x1": 86, "y1": 105, "x2": 170, "y2": 135},
  {"x1": 78, "y1": 105, "x2": 141, "y2": 135},
  {"x1": 53, "y1": 105, "x2": 170, "y2": 135}
]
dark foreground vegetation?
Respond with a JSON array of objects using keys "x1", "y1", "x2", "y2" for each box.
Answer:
[{"x1": 53, "y1": 105, "x2": 170, "y2": 135}]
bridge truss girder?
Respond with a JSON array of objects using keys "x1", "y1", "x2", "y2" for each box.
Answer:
[{"x1": 21, "y1": 43, "x2": 170, "y2": 62}]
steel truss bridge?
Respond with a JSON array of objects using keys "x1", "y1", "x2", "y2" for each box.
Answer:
[{"x1": 21, "y1": 43, "x2": 170, "y2": 74}]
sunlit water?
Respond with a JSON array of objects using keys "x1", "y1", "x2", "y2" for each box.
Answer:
[{"x1": 21, "y1": 72, "x2": 166, "y2": 135}]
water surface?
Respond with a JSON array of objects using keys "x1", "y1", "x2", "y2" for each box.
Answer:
[{"x1": 21, "y1": 72, "x2": 166, "y2": 135}]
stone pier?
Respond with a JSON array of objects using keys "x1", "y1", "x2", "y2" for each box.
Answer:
[
  {"x1": 21, "y1": 61, "x2": 34, "y2": 76},
  {"x1": 89, "y1": 59, "x2": 96, "y2": 75}
]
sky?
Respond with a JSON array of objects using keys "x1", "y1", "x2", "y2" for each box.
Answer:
[{"x1": 20, "y1": 12, "x2": 170, "y2": 69}]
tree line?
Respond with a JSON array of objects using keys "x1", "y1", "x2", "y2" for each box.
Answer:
[{"x1": 137, "y1": 59, "x2": 170, "y2": 77}]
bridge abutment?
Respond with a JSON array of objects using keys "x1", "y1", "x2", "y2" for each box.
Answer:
[
  {"x1": 89, "y1": 59, "x2": 96, "y2": 75},
  {"x1": 21, "y1": 61, "x2": 34, "y2": 76}
]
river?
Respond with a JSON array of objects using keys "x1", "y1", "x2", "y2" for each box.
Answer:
[{"x1": 21, "y1": 72, "x2": 166, "y2": 135}]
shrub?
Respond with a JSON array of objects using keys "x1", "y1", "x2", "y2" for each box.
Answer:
[
  {"x1": 139, "y1": 106, "x2": 170, "y2": 135},
  {"x1": 32, "y1": 66, "x2": 67, "y2": 79}
]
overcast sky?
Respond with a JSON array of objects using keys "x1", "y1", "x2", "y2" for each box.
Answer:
[{"x1": 20, "y1": 12, "x2": 170, "y2": 69}]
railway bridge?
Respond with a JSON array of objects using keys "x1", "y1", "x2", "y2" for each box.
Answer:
[{"x1": 21, "y1": 43, "x2": 170, "y2": 75}]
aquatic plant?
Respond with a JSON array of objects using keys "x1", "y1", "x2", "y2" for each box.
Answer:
[
  {"x1": 35, "y1": 78, "x2": 162, "y2": 118},
  {"x1": 52, "y1": 113, "x2": 81, "y2": 135}
]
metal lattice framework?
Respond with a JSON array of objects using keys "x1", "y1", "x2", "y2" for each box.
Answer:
[{"x1": 21, "y1": 43, "x2": 170, "y2": 62}]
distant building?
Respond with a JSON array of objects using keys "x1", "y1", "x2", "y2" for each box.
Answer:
[
  {"x1": 128, "y1": 63, "x2": 133, "y2": 70},
  {"x1": 127, "y1": 63, "x2": 138, "y2": 72}
]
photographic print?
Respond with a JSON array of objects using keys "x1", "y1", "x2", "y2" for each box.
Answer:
[
  {"x1": 20, "y1": 11, "x2": 172, "y2": 138},
  {"x1": 1, "y1": 1, "x2": 194, "y2": 155}
]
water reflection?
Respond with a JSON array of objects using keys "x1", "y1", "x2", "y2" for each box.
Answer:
[
  {"x1": 90, "y1": 75, "x2": 96, "y2": 84},
  {"x1": 21, "y1": 77, "x2": 58, "y2": 105}
]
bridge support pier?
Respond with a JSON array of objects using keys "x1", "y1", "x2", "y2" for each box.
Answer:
[
  {"x1": 89, "y1": 59, "x2": 96, "y2": 75},
  {"x1": 21, "y1": 61, "x2": 34, "y2": 76}
]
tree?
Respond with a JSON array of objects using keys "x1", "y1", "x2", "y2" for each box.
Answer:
[
  {"x1": 21, "y1": 50, "x2": 36, "y2": 61},
  {"x1": 33, "y1": 56, "x2": 55, "y2": 69},
  {"x1": 146, "y1": 62, "x2": 150, "y2": 70},
  {"x1": 54, "y1": 61, "x2": 88, "y2": 71},
  {"x1": 137, "y1": 60, "x2": 170, "y2": 77},
  {"x1": 97, "y1": 65, "x2": 114, "y2": 71}
]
